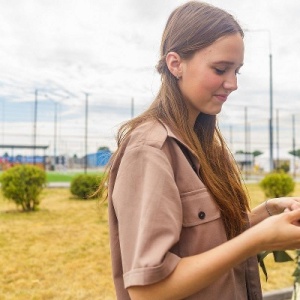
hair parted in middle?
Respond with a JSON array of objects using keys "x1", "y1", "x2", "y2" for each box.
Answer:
[{"x1": 113, "y1": 1, "x2": 249, "y2": 239}]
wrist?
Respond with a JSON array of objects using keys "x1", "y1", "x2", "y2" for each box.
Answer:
[
  {"x1": 240, "y1": 224, "x2": 265, "y2": 254},
  {"x1": 265, "y1": 198, "x2": 283, "y2": 216},
  {"x1": 265, "y1": 200, "x2": 273, "y2": 216}
]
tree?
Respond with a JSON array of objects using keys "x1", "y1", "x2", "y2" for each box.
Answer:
[
  {"x1": 235, "y1": 150, "x2": 263, "y2": 157},
  {"x1": 252, "y1": 150, "x2": 263, "y2": 167},
  {"x1": 252, "y1": 150, "x2": 263, "y2": 158},
  {"x1": 289, "y1": 149, "x2": 300, "y2": 158},
  {"x1": 235, "y1": 150, "x2": 263, "y2": 170},
  {"x1": 97, "y1": 146, "x2": 110, "y2": 152},
  {"x1": 235, "y1": 150, "x2": 244, "y2": 154}
]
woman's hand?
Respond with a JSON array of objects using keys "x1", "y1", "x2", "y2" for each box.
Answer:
[
  {"x1": 268, "y1": 197, "x2": 300, "y2": 214},
  {"x1": 128, "y1": 208, "x2": 300, "y2": 300},
  {"x1": 249, "y1": 196, "x2": 300, "y2": 226},
  {"x1": 251, "y1": 208, "x2": 300, "y2": 251}
]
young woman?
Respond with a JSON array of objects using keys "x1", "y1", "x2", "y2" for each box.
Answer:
[{"x1": 107, "y1": 1, "x2": 300, "y2": 299}]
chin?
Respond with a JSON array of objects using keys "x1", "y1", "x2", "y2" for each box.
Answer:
[{"x1": 203, "y1": 108, "x2": 222, "y2": 115}]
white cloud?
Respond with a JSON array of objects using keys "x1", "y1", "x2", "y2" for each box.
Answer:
[{"x1": 0, "y1": 0, "x2": 300, "y2": 157}]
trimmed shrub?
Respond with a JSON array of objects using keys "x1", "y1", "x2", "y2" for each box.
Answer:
[
  {"x1": 275, "y1": 161, "x2": 290, "y2": 173},
  {"x1": 70, "y1": 174, "x2": 103, "y2": 199},
  {"x1": 0, "y1": 165, "x2": 46, "y2": 211},
  {"x1": 259, "y1": 172, "x2": 295, "y2": 198}
]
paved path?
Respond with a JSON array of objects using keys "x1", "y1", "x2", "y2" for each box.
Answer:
[{"x1": 47, "y1": 182, "x2": 70, "y2": 188}]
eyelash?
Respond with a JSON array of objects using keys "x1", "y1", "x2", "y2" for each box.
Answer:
[
  {"x1": 215, "y1": 68, "x2": 226, "y2": 75},
  {"x1": 214, "y1": 68, "x2": 241, "y2": 75}
]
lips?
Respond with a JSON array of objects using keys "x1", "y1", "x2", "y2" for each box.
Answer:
[{"x1": 214, "y1": 94, "x2": 228, "y2": 102}]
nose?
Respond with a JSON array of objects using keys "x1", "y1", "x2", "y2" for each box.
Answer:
[{"x1": 223, "y1": 73, "x2": 238, "y2": 91}]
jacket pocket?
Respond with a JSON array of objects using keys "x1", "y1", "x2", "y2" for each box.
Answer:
[{"x1": 181, "y1": 188, "x2": 221, "y2": 227}]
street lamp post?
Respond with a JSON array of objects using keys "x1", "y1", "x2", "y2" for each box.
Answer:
[
  {"x1": 244, "y1": 106, "x2": 248, "y2": 180},
  {"x1": 276, "y1": 109, "x2": 280, "y2": 167},
  {"x1": 33, "y1": 89, "x2": 38, "y2": 165},
  {"x1": 1, "y1": 99, "x2": 5, "y2": 144},
  {"x1": 131, "y1": 97, "x2": 134, "y2": 119},
  {"x1": 84, "y1": 93, "x2": 89, "y2": 174},
  {"x1": 269, "y1": 49, "x2": 274, "y2": 172},
  {"x1": 44, "y1": 94, "x2": 68, "y2": 171},
  {"x1": 53, "y1": 101, "x2": 58, "y2": 170},
  {"x1": 245, "y1": 29, "x2": 273, "y2": 172},
  {"x1": 292, "y1": 114, "x2": 296, "y2": 178}
]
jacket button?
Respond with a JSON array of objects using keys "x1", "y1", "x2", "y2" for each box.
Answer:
[{"x1": 198, "y1": 211, "x2": 206, "y2": 220}]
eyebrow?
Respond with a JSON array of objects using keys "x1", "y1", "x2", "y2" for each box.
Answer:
[{"x1": 214, "y1": 60, "x2": 244, "y2": 67}]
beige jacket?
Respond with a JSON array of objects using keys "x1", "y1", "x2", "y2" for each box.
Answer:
[{"x1": 108, "y1": 120, "x2": 262, "y2": 300}]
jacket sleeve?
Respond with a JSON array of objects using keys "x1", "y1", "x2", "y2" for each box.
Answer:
[{"x1": 112, "y1": 144, "x2": 182, "y2": 288}]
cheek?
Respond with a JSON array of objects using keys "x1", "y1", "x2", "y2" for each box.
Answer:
[
  {"x1": 203, "y1": 74, "x2": 223, "y2": 89},
  {"x1": 180, "y1": 70, "x2": 222, "y2": 98}
]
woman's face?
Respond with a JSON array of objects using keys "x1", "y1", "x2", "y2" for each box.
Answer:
[{"x1": 178, "y1": 33, "x2": 244, "y2": 125}]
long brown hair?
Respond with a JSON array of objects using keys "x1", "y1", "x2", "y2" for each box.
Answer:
[{"x1": 109, "y1": 1, "x2": 249, "y2": 239}]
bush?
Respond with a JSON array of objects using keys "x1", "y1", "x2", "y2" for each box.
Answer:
[
  {"x1": 275, "y1": 161, "x2": 290, "y2": 173},
  {"x1": 70, "y1": 174, "x2": 103, "y2": 199},
  {"x1": 0, "y1": 165, "x2": 46, "y2": 211},
  {"x1": 259, "y1": 172, "x2": 295, "y2": 198}
]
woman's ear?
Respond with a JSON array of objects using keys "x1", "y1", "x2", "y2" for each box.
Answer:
[{"x1": 166, "y1": 52, "x2": 182, "y2": 79}]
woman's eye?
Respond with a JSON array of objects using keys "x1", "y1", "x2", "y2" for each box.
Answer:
[{"x1": 214, "y1": 68, "x2": 226, "y2": 75}]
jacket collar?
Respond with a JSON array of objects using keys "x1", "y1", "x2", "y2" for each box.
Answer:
[{"x1": 158, "y1": 119, "x2": 200, "y2": 172}]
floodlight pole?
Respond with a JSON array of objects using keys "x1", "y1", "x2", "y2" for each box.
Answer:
[
  {"x1": 245, "y1": 29, "x2": 273, "y2": 172},
  {"x1": 131, "y1": 97, "x2": 134, "y2": 119},
  {"x1": 292, "y1": 114, "x2": 296, "y2": 178},
  {"x1": 53, "y1": 101, "x2": 58, "y2": 170},
  {"x1": 269, "y1": 51, "x2": 274, "y2": 172},
  {"x1": 84, "y1": 93, "x2": 89, "y2": 174},
  {"x1": 33, "y1": 89, "x2": 38, "y2": 165}
]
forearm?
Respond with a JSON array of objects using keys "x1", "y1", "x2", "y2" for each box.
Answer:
[
  {"x1": 248, "y1": 201, "x2": 272, "y2": 226},
  {"x1": 128, "y1": 227, "x2": 261, "y2": 300},
  {"x1": 129, "y1": 208, "x2": 300, "y2": 300},
  {"x1": 249, "y1": 198, "x2": 288, "y2": 226}
]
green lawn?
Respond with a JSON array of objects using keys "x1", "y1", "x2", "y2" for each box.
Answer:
[
  {"x1": 46, "y1": 172, "x2": 76, "y2": 182},
  {"x1": 0, "y1": 170, "x2": 104, "y2": 183},
  {"x1": 46, "y1": 171, "x2": 104, "y2": 183}
]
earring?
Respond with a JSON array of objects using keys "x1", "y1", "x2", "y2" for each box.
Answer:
[{"x1": 176, "y1": 74, "x2": 180, "y2": 80}]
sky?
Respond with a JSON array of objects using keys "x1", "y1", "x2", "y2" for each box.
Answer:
[{"x1": 0, "y1": 0, "x2": 300, "y2": 160}]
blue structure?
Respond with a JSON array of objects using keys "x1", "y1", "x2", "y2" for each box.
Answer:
[
  {"x1": 86, "y1": 150, "x2": 112, "y2": 167},
  {"x1": 0, "y1": 145, "x2": 49, "y2": 168},
  {"x1": 5, "y1": 155, "x2": 45, "y2": 164}
]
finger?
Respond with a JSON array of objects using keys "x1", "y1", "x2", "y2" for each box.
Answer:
[
  {"x1": 291, "y1": 203, "x2": 300, "y2": 211},
  {"x1": 287, "y1": 208, "x2": 300, "y2": 222},
  {"x1": 292, "y1": 220, "x2": 300, "y2": 227}
]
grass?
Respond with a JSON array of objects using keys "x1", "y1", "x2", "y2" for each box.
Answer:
[
  {"x1": 46, "y1": 171, "x2": 104, "y2": 183},
  {"x1": 0, "y1": 170, "x2": 103, "y2": 183},
  {"x1": 0, "y1": 183, "x2": 299, "y2": 299},
  {"x1": 0, "y1": 189, "x2": 114, "y2": 300},
  {"x1": 46, "y1": 172, "x2": 76, "y2": 182}
]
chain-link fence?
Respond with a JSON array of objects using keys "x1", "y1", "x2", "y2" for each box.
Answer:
[{"x1": 0, "y1": 96, "x2": 299, "y2": 176}]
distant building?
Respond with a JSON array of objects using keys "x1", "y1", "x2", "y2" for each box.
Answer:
[
  {"x1": 255, "y1": 154, "x2": 299, "y2": 174},
  {"x1": 234, "y1": 153, "x2": 254, "y2": 170},
  {"x1": 0, "y1": 145, "x2": 48, "y2": 170},
  {"x1": 85, "y1": 149, "x2": 112, "y2": 167}
]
